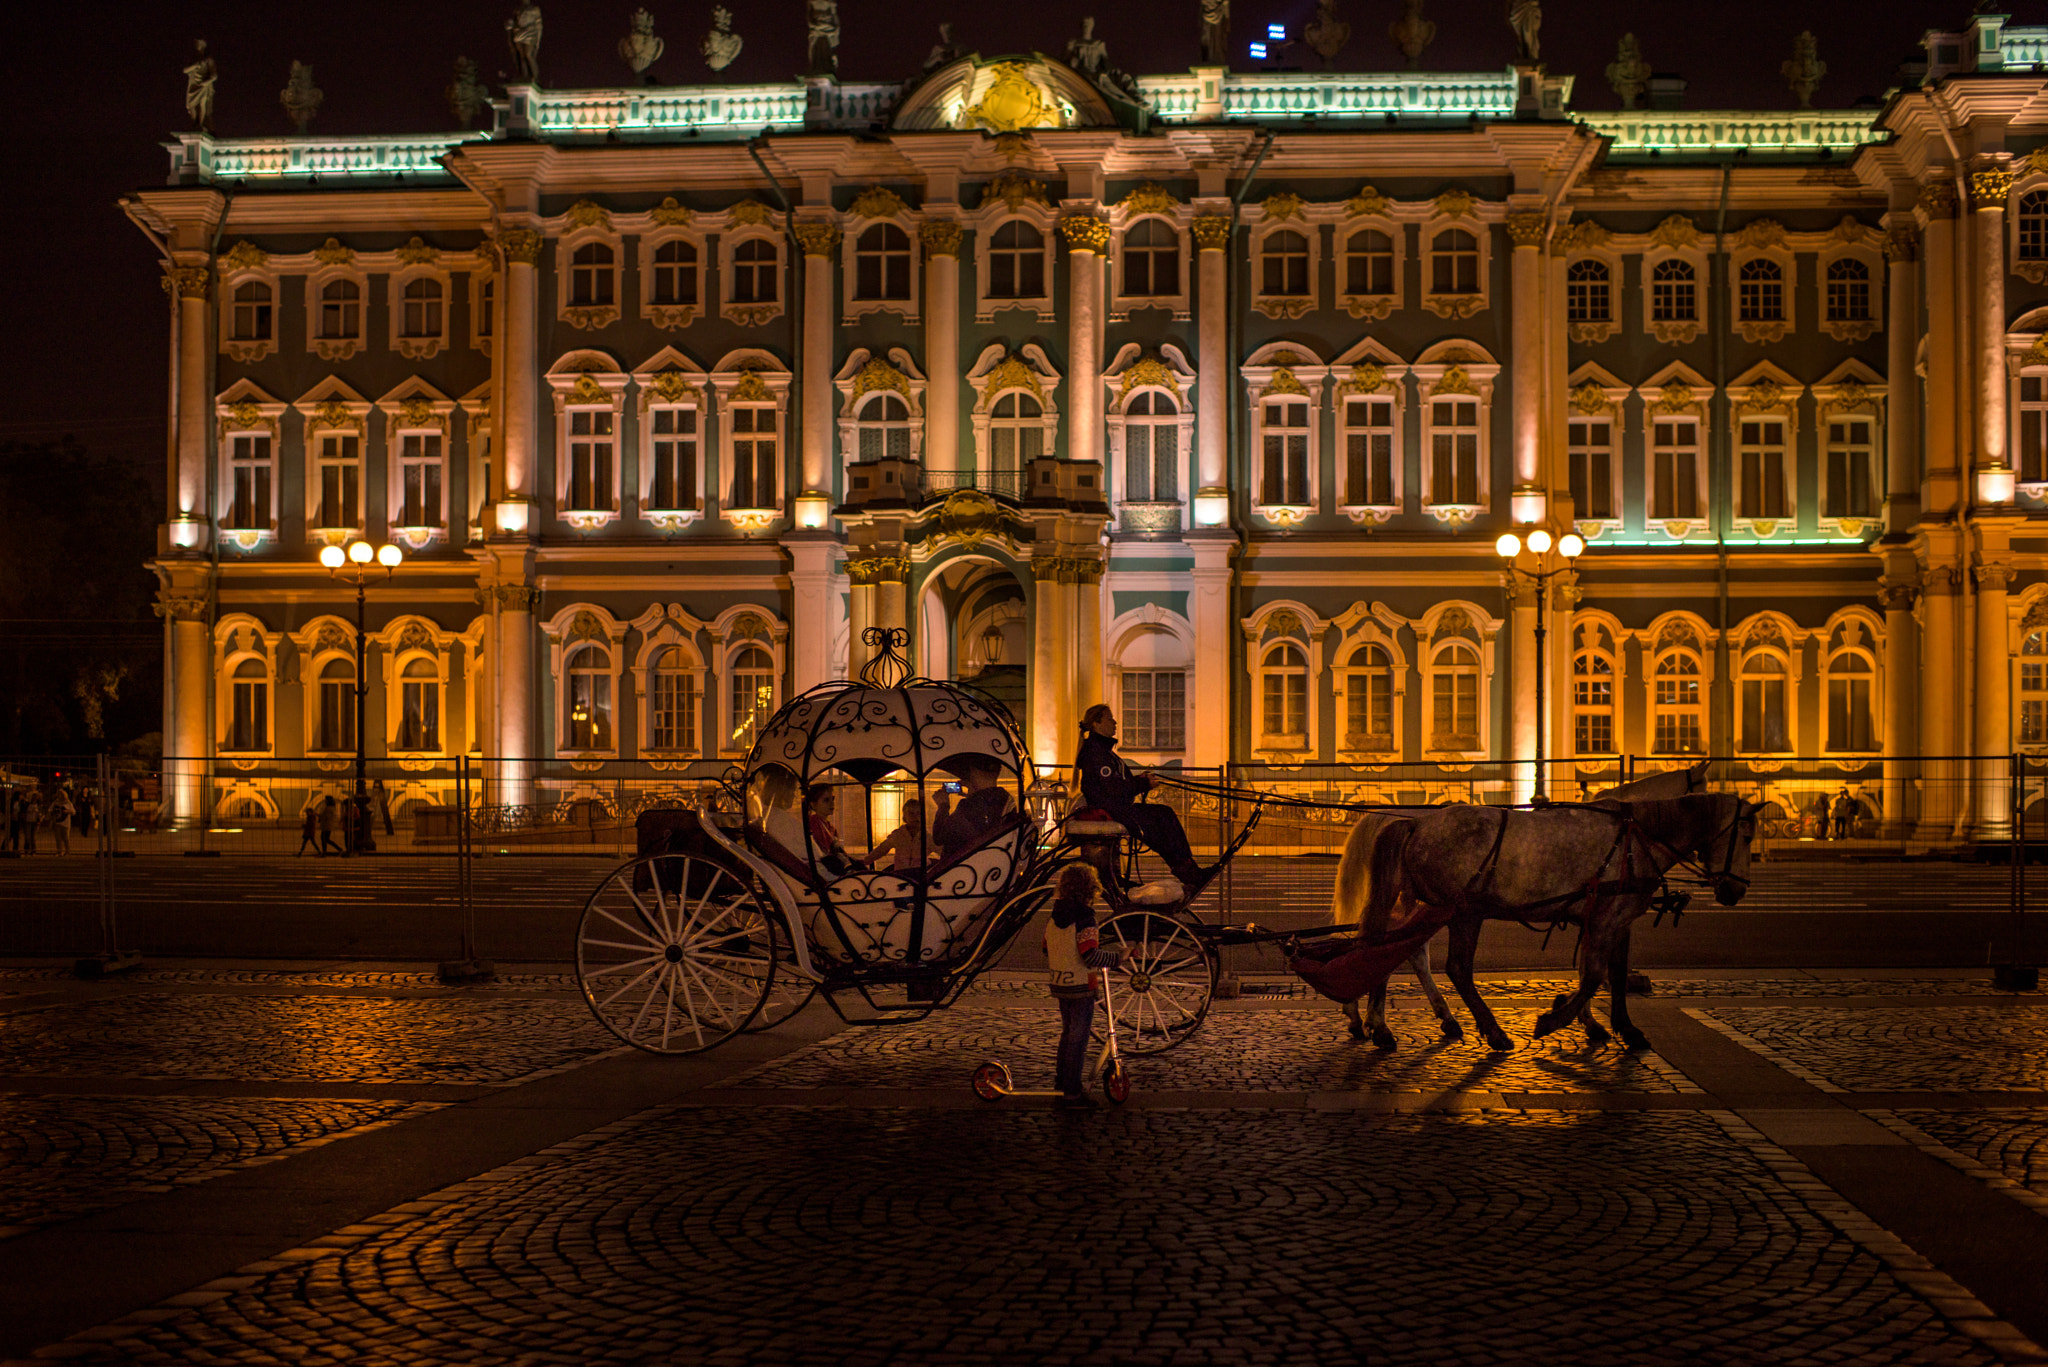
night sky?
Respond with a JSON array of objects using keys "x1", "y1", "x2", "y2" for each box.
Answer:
[{"x1": 3, "y1": 1, "x2": 2006, "y2": 486}]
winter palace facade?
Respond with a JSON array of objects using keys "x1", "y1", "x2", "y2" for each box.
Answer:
[{"x1": 126, "y1": 17, "x2": 2048, "y2": 840}]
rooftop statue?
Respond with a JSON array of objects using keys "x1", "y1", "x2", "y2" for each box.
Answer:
[
  {"x1": 506, "y1": 4, "x2": 542, "y2": 83},
  {"x1": 1199, "y1": 0, "x2": 1229, "y2": 66},
  {"x1": 1304, "y1": 0, "x2": 1351, "y2": 68},
  {"x1": 620, "y1": 7, "x2": 664, "y2": 80},
  {"x1": 447, "y1": 56, "x2": 491, "y2": 127},
  {"x1": 1507, "y1": 0, "x2": 1540, "y2": 65},
  {"x1": 1782, "y1": 30, "x2": 1825, "y2": 109},
  {"x1": 807, "y1": 0, "x2": 839, "y2": 78},
  {"x1": 183, "y1": 40, "x2": 217, "y2": 134},
  {"x1": 1066, "y1": 17, "x2": 1106, "y2": 74},
  {"x1": 701, "y1": 6, "x2": 742, "y2": 72},
  {"x1": 280, "y1": 60, "x2": 323, "y2": 133},
  {"x1": 1605, "y1": 33, "x2": 1649, "y2": 111},
  {"x1": 1388, "y1": 0, "x2": 1434, "y2": 70}
]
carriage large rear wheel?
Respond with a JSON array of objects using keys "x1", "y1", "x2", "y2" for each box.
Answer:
[
  {"x1": 1099, "y1": 908, "x2": 1217, "y2": 1056},
  {"x1": 576, "y1": 854, "x2": 781, "y2": 1054}
]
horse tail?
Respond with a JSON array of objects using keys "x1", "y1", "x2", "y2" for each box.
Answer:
[{"x1": 1332, "y1": 814, "x2": 1413, "y2": 939}]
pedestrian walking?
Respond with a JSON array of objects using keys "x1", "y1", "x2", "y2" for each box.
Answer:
[
  {"x1": 298, "y1": 802, "x2": 320, "y2": 856},
  {"x1": 1043, "y1": 864, "x2": 1123, "y2": 1109},
  {"x1": 20, "y1": 791, "x2": 42, "y2": 855},
  {"x1": 1810, "y1": 794, "x2": 1831, "y2": 841},
  {"x1": 47, "y1": 789, "x2": 73, "y2": 855},
  {"x1": 372, "y1": 778, "x2": 394, "y2": 837},
  {"x1": 1830, "y1": 788, "x2": 1856, "y2": 841},
  {"x1": 317, "y1": 795, "x2": 344, "y2": 855},
  {"x1": 3, "y1": 791, "x2": 19, "y2": 854}
]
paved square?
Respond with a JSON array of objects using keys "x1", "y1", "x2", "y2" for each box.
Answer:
[
  {"x1": 1701, "y1": 1006, "x2": 2048, "y2": 1094},
  {"x1": 1892, "y1": 1109, "x2": 2048, "y2": 1200}
]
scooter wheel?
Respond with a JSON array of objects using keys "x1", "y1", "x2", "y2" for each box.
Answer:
[
  {"x1": 972, "y1": 1061, "x2": 1009, "y2": 1101},
  {"x1": 1102, "y1": 1059, "x2": 1132, "y2": 1105}
]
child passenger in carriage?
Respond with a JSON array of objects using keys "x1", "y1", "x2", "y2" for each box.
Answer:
[
  {"x1": 804, "y1": 785, "x2": 863, "y2": 877},
  {"x1": 868, "y1": 798, "x2": 930, "y2": 873}
]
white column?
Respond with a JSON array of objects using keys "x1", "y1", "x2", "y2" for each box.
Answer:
[
  {"x1": 1509, "y1": 579, "x2": 1537, "y2": 803},
  {"x1": 1920, "y1": 184, "x2": 1963, "y2": 516},
  {"x1": 1059, "y1": 214, "x2": 1108, "y2": 467},
  {"x1": 1505, "y1": 212, "x2": 1547, "y2": 520},
  {"x1": 1878, "y1": 571, "x2": 1919, "y2": 837},
  {"x1": 795, "y1": 222, "x2": 840, "y2": 508},
  {"x1": 1192, "y1": 214, "x2": 1231, "y2": 525},
  {"x1": 787, "y1": 541, "x2": 837, "y2": 692},
  {"x1": 1188, "y1": 540, "x2": 1234, "y2": 770},
  {"x1": 495, "y1": 228, "x2": 541, "y2": 523},
  {"x1": 493, "y1": 582, "x2": 537, "y2": 807},
  {"x1": 1074, "y1": 558, "x2": 1104, "y2": 712},
  {"x1": 1915, "y1": 563, "x2": 1959, "y2": 841},
  {"x1": 1884, "y1": 224, "x2": 1922, "y2": 532},
  {"x1": 1973, "y1": 169, "x2": 2013, "y2": 483},
  {"x1": 169, "y1": 261, "x2": 211, "y2": 545},
  {"x1": 1974, "y1": 559, "x2": 2014, "y2": 840},
  {"x1": 1030, "y1": 557, "x2": 1070, "y2": 772},
  {"x1": 921, "y1": 221, "x2": 962, "y2": 478}
]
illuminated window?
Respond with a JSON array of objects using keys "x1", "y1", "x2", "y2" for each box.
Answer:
[
  {"x1": 1826, "y1": 651, "x2": 1875, "y2": 752},
  {"x1": 1738, "y1": 652, "x2": 1790, "y2": 752},
  {"x1": 1341, "y1": 396, "x2": 1395, "y2": 507},
  {"x1": 648, "y1": 406, "x2": 698, "y2": 511},
  {"x1": 1123, "y1": 219, "x2": 1180, "y2": 297},
  {"x1": 1825, "y1": 418, "x2": 1875, "y2": 518},
  {"x1": 1430, "y1": 642, "x2": 1480, "y2": 751},
  {"x1": 1344, "y1": 229, "x2": 1394, "y2": 296},
  {"x1": 1650, "y1": 419, "x2": 1700, "y2": 521},
  {"x1": 1568, "y1": 418, "x2": 1613, "y2": 521},
  {"x1": 1738, "y1": 417, "x2": 1789, "y2": 520},
  {"x1": 225, "y1": 433, "x2": 272, "y2": 531},
  {"x1": 732, "y1": 238, "x2": 778, "y2": 305},
  {"x1": 566, "y1": 409, "x2": 615, "y2": 513},
  {"x1": 729, "y1": 645, "x2": 776, "y2": 752},
  {"x1": 1650, "y1": 259, "x2": 1696, "y2": 322},
  {"x1": 318, "y1": 280, "x2": 360, "y2": 339},
  {"x1": 2021, "y1": 190, "x2": 2048, "y2": 261},
  {"x1": 1825, "y1": 259, "x2": 1871, "y2": 322},
  {"x1": 313, "y1": 432, "x2": 361, "y2": 530},
  {"x1": 1261, "y1": 400, "x2": 1310, "y2": 506},
  {"x1": 649, "y1": 647, "x2": 699, "y2": 752},
  {"x1": 2022, "y1": 629, "x2": 2048, "y2": 745},
  {"x1": 855, "y1": 392, "x2": 913, "y2": 461},
  {"x1": 397, "y1": 657, "x2": 440, "y2": 751},
  {"x1": 1343, "y1": 646, "x2": 1395, "y2": 752},
  {"x1": 989, "y1": 392, "x2": 1044, "y2": 478},
  {"x1": 729, "y1": 406, "x2": 778, "y2": 509},
  {"x1": 400, "y1": 278, "x2": 443, "y2": 337},
  {"x1": 227, "y1": 658, "x2": 267, "y2": 753},
  {"x1": 232, "y1": 282, "x2": 272, "y2": 341},
  {"x1": 1121, "y1": 671, "x2": 1186, "y2": 751},
  {"x1": 395, "y1": 432, "x2": 443, "y2": 528},
  {"x1": 1122, "y1": 391, "x2": 1179, "y2": 502},
  {"x1": 569, "y1": 243, "x2": 615, "y2": 307},
  {"x1": 652, "y1": 240, "x2": 698, "y2": 306},
  {"x1": 1737, "y1": 258, "x2": 1784, "y2": 322},
  {"x1": 1261, "y1": 229, "x2": 1310, "y2": 296},
  {"x1": 1566, "y1": 259, "x2": 1610, "y2": 322},
  {"x1": 1430, "y1": 229, "x2": 1479, "y2": 295},
  {"x1": 854, "y1": 223, "x2": 912, "y2": 301},
  {"x1": 1260, "y1": 643, "x2": 1308, "y2": 745},
  {"x1": 1653, "y1": 650, "x2": 1705, "y2": 754},
  {"x1": 565, "y1": 645, "x2": 612, "y2": 751},
  {"x1": 988, "y1": 220, "x2": 1045, "y2": 299},
  {"x1": 316, "y1": 657, "x2": 356, "y2": 753},
  {"x1": 1428, "y1": 398, "x2": 1480, "y2": 506},
  {"x1": 1573, "y1": 648, "x2": 1615, "y2": 754}
]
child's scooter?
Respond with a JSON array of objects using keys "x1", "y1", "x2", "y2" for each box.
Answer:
[{"x1": 972, "y1": 969, "x2": 1132, "y2": 1105}]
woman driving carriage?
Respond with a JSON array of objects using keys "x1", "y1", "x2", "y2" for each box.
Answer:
[{"x1": 1074, "y1": 703, "x2": 1212, "y2": 891}]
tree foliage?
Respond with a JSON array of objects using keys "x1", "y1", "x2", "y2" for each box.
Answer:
[{"x1": 0, "y1": 440, "x2": 160, "y2": 754}]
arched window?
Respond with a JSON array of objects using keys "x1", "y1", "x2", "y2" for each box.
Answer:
[
  {"x1": 1260, "y1": 643, "x2": 1308, "y2": 746},
  {"x1": 1653, "y1": 650, "x2": 1705, "y2": 754},
  {"x1": 1430, "y1": 229, "x2": 1478, "y2": 295},
  {"x1": 1573, "y1": 647, "x2": 1615, "y2": 755},
  {"x1": 856, "y1": 393, "x2": 913, "y2": 461},
  {"x1": 1737, "y1": 258, "x2": 1784, "y2": 322},
  {"x1": 1343, "y1": 645, "x2": 1395, "y2": 752},
  {"x1": 729, "y1": 645, "x2": 776, "y2": 752},
  {"x1": 1651, "y1": 259, "x2": 1696, "y2": 322},
  {"x1": 400, "y1": 278, "x2": 443, "y2": 337},
  {"x1": 854, "y1": 223, "x2": 912, "y2": 301},
  {"x1": 1826, "y1": 651, "x2": 1874, "y2": 752},
  {"x1": 1430, "y1": 641, "x2": 1480, "y2": 751},
  {"x1": 2021, "y1": 190, "x2": 2048, "y2": 262},
  {"x1": 1825, "y1": 259, "x2": 1871, "y2": 322},
  {"x1": 732, "y1": 238, "x2": 778, "y2": 304},
  {"x1": 318, "y1": 280, "x2": 360, "y2": 339},
  {"x1": 1122, "y1": 391, "x2": 1179, "y2": 502},
  {"x1": 232, "y1": 282, "x2": 272, "y2": 341},
  {"x1": 569, "y1": 243, "x2": 615, "y2": 307},
  {"x1": 397, "y1": 656, "x2": 440, "y2": 751},
  {"x1": 1260, "y1": 399, "x2": 1310, "y2": 506},
  {"x1": 989, "y1": 392, "x2": 1044, "y2": 476},
  {"x1": 565, "y1": 644, "x2": 612, "y2": 751},
  {"x1": 988, "y1": 220, "x2": 1045, "y2": 299},
  {"x1": 227, "y1": 658, "x2": 267, "y2": 752},
  {"x1": 728, "y1": 406, "x2": 777, "y2": 509},
  {"x1": 1123, "y1": 219, "x2": 1179, "y2": 297},
  {"x1": 2023, "y1": 629, "x2": 2048, "y2": 745},
  {"x1": 652, "y1": 240, "x2": 698, "y2": 306},
  {"x1": 1739, "y1": 652, "x2": 1790, "y2": 753},
  {"x1": 1262, "y1": 229, "x2": 1309, "y2": 296},
  {"x1": 1566, "y1": 259, "x2": 1610, "y2": 322},
  {"x1": 648, "y1": 646, "x2": 699, "y2": 752},
  {"x1": 1344, "y1": 229, "x2": 1394, "y2": 296},
  {"x1": 316, "y1": 657, "x2": 356, "y2": 753}
]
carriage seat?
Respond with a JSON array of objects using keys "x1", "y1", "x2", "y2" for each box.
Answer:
[
  {"x1": 1124, "y1": 877, "x2": 1186, "y2": 906},
  {"x1": 1065, "y1": 806, "x2": 1129, "y2": 838}
]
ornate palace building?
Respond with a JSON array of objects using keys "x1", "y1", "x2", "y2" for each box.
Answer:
[{"x1": 124, "y1": 16, "x2": 2048, "y2": 841}]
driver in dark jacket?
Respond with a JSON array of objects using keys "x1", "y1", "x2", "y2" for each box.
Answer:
[{"x1": 1074, "y1": 703, "x2": 1205, "y2": 888}]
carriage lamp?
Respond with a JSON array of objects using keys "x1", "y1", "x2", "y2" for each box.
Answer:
[
  {"x1": 1497, "y1": 530, "x2": 1584, "y2": 802},
  {"x1": 321, "y1": 540, "x2": 403, "y2": 853}
]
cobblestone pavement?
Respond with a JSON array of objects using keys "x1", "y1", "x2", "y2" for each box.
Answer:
[
  {"x1": 1698, "y1": 1006, "x2": 2048, "y2": 1094},
  {"x1": 0, "y1": 993, "x2": 615, "y2": 1085},
  {"x1": 1888, "y1": 1110, "x2": 2048, "y2": 1200},
  {"x1": 0, "y1": 1094, "x2": 436, "y2": 1240},
  {"x1": 722, "y1": 1002, "x2": 1693, "y2": 1094},
  {"x1": 22, "y1": 1107, "x2": 2000, "y2": 1367}
]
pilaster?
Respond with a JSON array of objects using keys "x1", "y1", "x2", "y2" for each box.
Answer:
[
  {"x1": 1971, "y1": 515, "x2": 2022, "y2": 841},
  {"x1": 1913, "y1": 547, "x2": 1961, "y2": 842},
  {"x1": 1060, "y1": 214, "x2": 1109, "y2": 471},
  {"x1": 795, "y1": 221, "x2": 841, "y2": 516},
  {"x1": 1192, "y1": 213, "x2": 1232, "y2": 527},
  {"x1": 1883, "y1": 223, "x2": 1922, "y2": 533},
  {"x1": 1030, "y1": 552, "x2": 1073, "y2": 771},
  {"x1": 153, "y1": 568, "x2": 213, "y2": 828},
  {"x1": 921, "y1": 220, "x2": 963, "y2": 478},
  {"x1": 785, "y1": 537, "x2": 840, "y2": 692},
  {"x1": 482, "y1": 551, "x2": 538, "y2": 805},
  {"x1": 1187, "y1": 534, "x2": 1236, "y2": 769},
  {"x1": 1971, "y1": 166, "x2": 2014, "y2": 488},
  {"x1": 1505, "y1": 211, "x2": 1547, "y2": 522},
  {"x1": 495, "y1": 225, "x2": 542, "y2": 534},
  {"x1": 1919, "y1": 182, "x2": 1963, "y2": 518},
  {"x1": 1877, "y1": 565, "x2": 1920, "y2": 837}
]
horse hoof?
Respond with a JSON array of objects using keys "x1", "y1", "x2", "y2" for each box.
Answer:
[
  {"x1": 1370, "y1": 1026, "x2": 1398, "y2": 1053},
  {"x1": 1440, "y1": 1020, "x2": 1465, "y2": 1042},
  {"x1": 1584, "y1": 1024, "x2": 1612, "y2": 1047},
  {"x1": 1486, "y1": 1033, "x2": 1514, "y2": 1053},
  {"x1": 1532, "y1": 1010, "x2": 1565, "y2": 1039},
  {"x1": 1550, "y1": 992, "x2": 1570, "y2": 1013},
  {"x1": 1621, "y1": 1029, "x2": 1651, "y2": 1052},
  {"x1": 1625, "y1": 972, "x2": 1653, "y2": 996},
  {"x1": 1346, "y1": 1020, "x2": 1366, "y2": 1042}
]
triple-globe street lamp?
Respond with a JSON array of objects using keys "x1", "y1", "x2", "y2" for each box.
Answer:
[
  {"x1": 320, "y1": 540, "x2": 402, "y2": 851},
  {"x1": 1495, "y1": 528, "x2": 1584, "y2": 802}
]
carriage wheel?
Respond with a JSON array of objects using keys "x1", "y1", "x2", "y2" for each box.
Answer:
[
  {"x1": 576, "y1": 854, "x2": 779, "y2": 1055},
  {"x1": 1099, "y1": 909, "x2": 1217, "y2": 1056}
]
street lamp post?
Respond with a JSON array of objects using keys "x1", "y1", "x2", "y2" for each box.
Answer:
[
  {"x1": 321, "y1": 541, "x2": 402, "y2": 852},
  {"x1": 1495, "y1": 528, "x2": 1584, "y2": 802}
]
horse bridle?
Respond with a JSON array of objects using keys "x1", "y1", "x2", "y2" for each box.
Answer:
[{"x1": 1638, "y1": 799, "x2": 1755, "y2": 893}]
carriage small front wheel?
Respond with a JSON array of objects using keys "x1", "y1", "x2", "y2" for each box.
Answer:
[
  {"x1": 1098, "y1": 908, "x2": 1218, "y2": 1056},
  {"x1": 576, "y1": 853, "x2": 781, "y2": 1055}
]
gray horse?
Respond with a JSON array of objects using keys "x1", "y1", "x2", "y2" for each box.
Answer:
[
  {"x1": 1334, "y1": 762, "x2": 1706, "y2": 1050},
  {"x1": 1336, "y1": 788, "x2": 1755, "y2": 1053}
]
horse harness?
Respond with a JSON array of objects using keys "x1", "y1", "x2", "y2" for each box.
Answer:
[{"x1": 1454, "y1": 805, "x2": 1676, "y2": 938}]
